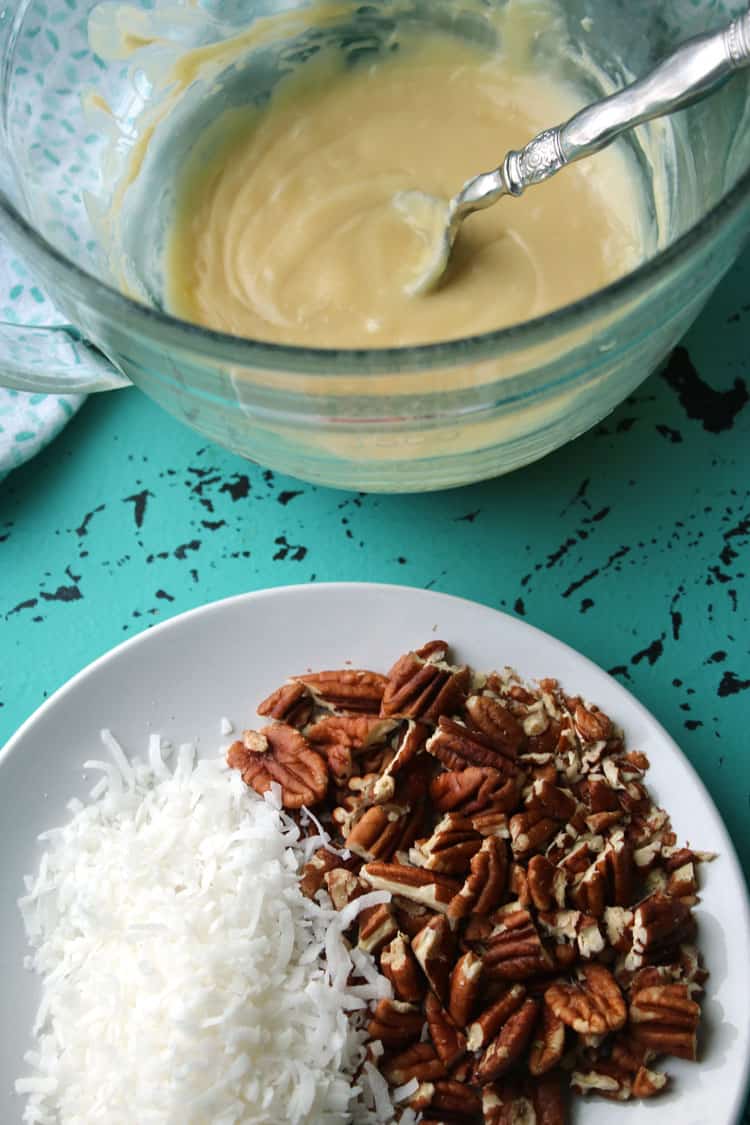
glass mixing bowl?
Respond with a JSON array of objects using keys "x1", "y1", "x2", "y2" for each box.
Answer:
[{"x1": 0, "y1": 0, "x2": 749, "y2": 492}]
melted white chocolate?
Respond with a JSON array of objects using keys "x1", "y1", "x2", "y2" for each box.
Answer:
[{"x1": 166, "y1": 37, "x2": 645, "y2": 348}]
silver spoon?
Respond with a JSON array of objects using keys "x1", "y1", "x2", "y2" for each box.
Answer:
[{"x1": 397, "y1": 9, "x2": 750, "y2": 296}]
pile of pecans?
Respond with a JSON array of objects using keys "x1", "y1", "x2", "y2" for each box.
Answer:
[{"x1": 228, "y1": 641, "x2": 711, "y2": 1124}]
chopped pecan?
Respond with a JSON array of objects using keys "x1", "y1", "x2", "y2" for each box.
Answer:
[
  {"x1": 666, "y1": 858, "x2": 699, "y2": 901},
  {"x1": 471, "y1": 807, "x2": 511, "y2": 838},
  {"x1": 572, "y1": 699, "x2": 613, "y2": 743},
  {"x1": 483, "y1": 908, "x2": 553, "y2": 982},
  {"x1": 466, "y1": 984, "x2": 527, "y2": 1052},
  {"x1": 538, "y1": 909, "x2": 604, "y2": 961},
  {"x1": 529, "y1": 1073, "x2": 566, "y2": 1125},
  {"x1": 430, "y1": 767, "x2": 521, "y2": 816},
  {"x1": 481, "y1": 1080, "x2": 535, "y2": 1125},
  {"x1": 545, "y1": 964, "x2": 626, "y2": 1035},
  {"x1": 381, "y1": 641, "x2": 470, "y2": 723},
  {"x1": 632, "y1": 1066, "x2": 669, "y2": 1097},
  {"x1": 427, "y1": 717, "x2": 520, "y2": 777},
  {"x1": 509, "y1": 811, "x2": 560, "y2": 861},
  {"x1": 425, "y1": 991, "x2": 467, "y2": 1069},
  {"x1": 447, "y1": 836, "x2": 508, "y2": 924},
  {"x1": 509, "y1": 863, "x2": 532, "y2": 909},
  {"x1": 299, "y1": 847, "x2": 352, "y2": 899},
  {"x1": 256, "y1": 681, "x2": 312, "y2": 727},
  {"x1": 410, "y1": 812, "x2": 483, "y2": 874},
  {"x1": 473, "y1": 997, "x2": 539, "y2": 1084},
  {"x1": 227, "y1": 723, "x2": 328, "y2": 809},
  {"x1": 323, "y1": 867, "x2": 366, "y2": 912},
  {"x1": 527, "y1": 855, "x2": 566, "y2": 912},
  {"x1": 528, "y1": 1003, "x2": 565, "y2": 1076},
  {"x1": 571, "y1": 1061, "x2": 631, "y2": 1101},
  {"x1": 629, "y1": 983, "x2": 700, "y2": 1060},
  {"x1": 366, "y1": 998, "x2": 423, "y2": 1048},
  {"x1": 305, "y1": 714, "x2": 398, "y2": 782},
  {"x1": 412, "y1": 914, "x2": 456, "y2": 1004},
  {"x1": 382, "y1": 1042, "x2": 446, "y2": 1085},
  {"x1": 380, "y1": 933, "x2": 423, "y2": 1004},
  {"x1": 384, "y1": 719, "x2": 431, "y2": 776},
  {"x1": 526, "y1": 779, "x2": 578, "y2": 823},
  {"x1": 361, "y1": 862, "x2": 459, "y2": 913},
  {"x1": 358, "y1": 902, "x2": 398, "y2": 955},
  {"x1": 464, "y1": 694, "x2": 525, "y2": 759},
  {"x1": 295, "y1": 669, "x2": 387, "y2": 713},
  {"x1": 448, "y1": 950, "x2": 484, "y2": 1028}
]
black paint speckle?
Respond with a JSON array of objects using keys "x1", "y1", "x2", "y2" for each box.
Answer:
[
  {"x1": 718, "y1": 671, "x2": 750, "y2": 697},
  {"x1": 655, "y1": 424, "x2": 683, "y2": 444},
  {"x1": 40, "y1": 584, "x2": 82, "y2": 604},
  {"x1": 514, "y1": 597, "x2": 526, "y2": 616},
  {"x1": 273, "y1": 535, "x2": 308, "y2": 562},
  {"x1": 277, "y1": 490, "x2": 303, "y2": 506},
  {"x1": 662, "y1": 346, "x2": 749, "y2": 432},
  {"x1": 174, "y1": 539, "x2": 201, "y2": 560},
  {"x1": 220, "y1": 474, "x2": 251, "y2": 501},
  {"x1": 632, "y1": 636, "x2": 664, "y2": 666},
  {"x1": 123, "y1": 489, "x2": 154, "y2": 529},
  {"x1": 75, "y1": 504, "x2": 105, "y2": 537}
]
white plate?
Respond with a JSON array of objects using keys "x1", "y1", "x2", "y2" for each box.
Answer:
[{"x1": 1, "y1": 583, "x2": 748, "y2": 1124}]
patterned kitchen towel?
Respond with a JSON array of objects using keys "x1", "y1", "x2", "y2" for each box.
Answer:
[{"x1": 0, "y1": 239, "x2": 85, "y2": 482}]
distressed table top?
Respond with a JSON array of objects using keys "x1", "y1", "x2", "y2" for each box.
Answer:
[{"x1": 1, "y1": 246, "x2": 749, "y2": 1118}]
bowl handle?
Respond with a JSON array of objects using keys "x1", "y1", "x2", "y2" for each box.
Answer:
[{"x1": 0, "y1": 320, "x2": 130, "y2": 393}]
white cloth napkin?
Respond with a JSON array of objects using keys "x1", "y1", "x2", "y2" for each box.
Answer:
[{"x1": 0, "y1": 238, "x2": 85, "y2": 481}]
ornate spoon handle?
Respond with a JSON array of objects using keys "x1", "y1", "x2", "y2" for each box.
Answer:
[{"x1": 503, "y1": 10, "x2": 750, "y2": 194}]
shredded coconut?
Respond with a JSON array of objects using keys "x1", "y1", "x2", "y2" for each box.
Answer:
[{"x1": 16, "y1": 731, "x2": 398, "y2": 1124}]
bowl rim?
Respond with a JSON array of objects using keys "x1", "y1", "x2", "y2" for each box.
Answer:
[{"x1": 1, "y1": 119, "x2": 749, "y2": 376}]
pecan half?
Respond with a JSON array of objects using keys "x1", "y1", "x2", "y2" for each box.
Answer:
[
  {"x1": 527, "y1": 855, "x2": 566, "y2": 912},
  {"x1": 380, "y1": 932, "x2": 424, "y2": 1003},
  {"x1": 528, "y1": 1003, "x2": 565, "y2": 1076},
  {"x1": 323, "y1": 867, "x2": 366, "y2": 912},
  {"x1": 626, "y1": 893, "x2": 696, "y2": 970},
  {"x1": 481, "y1": 1080, "x2": 535, "y2": 1125},
  {"x1": 227, "y1": 723, "x2": 328, "y2": 809},
  {"x1": 466, "y1": 984, "x2": 527, "y2": 1052},
  {"x1": 483, "y1": 908, "x2": 554, "y2": 982},
  {"x1": 448, "y1": 950, "x2": 484, "y2": 1028},
  {"x1": 346, "y1": 803, "x2": 422, "y2": 863},
  {"x1": 299, "y1": 847, "x2": 352, "y2": 899},
  {"x1": 410, "y1": 812, "x2": 483, "y2": 874},
  {"x1": 305, "y1": 713, "x2": 398, "y2": 782},
  {"x1": 256, "y1": 680, "x2": 312, "y2": 727},
  {"x1": 629, "y1": 983, "x2": 700, "y2": 1060},
  {"x1": 380, "y1": 641, "x2": 470, "y2": 723},
  {"x1": 382, "y1": 1042, "x2": 446, "y2": 1085},
  {"x1": 545, "y1": 964, "x2": 626, "y2": 1035},
  {"x1": 366, "y1": 998, "x2": 423, "y2": 1048},
  {"x1": 427, "y1": 717, "x2": 520, "y2": 777},
  {"x1": 412, "y1": 914, "x2": 456, "y2": 1004},
  {"x1": 473, "y1": 997, "x2": 539, "y2": 1084},
  {"x1": 447, "y1": 835, "x2": 508, "y2": 924},
  {"x1": 361, "y1": 862, "x2": 459, "y2": 913},
  {"x1": 464, "y1": 694, "x2": 525, "y2": 760},
  {"x1": 295, "y1": 669, "x2": 387, "y2": 713},
  {"x1": 430, "y1": 766, "x2": 521, "y2": 816},
  {"x1": 425, "y1": 991, "x2": 467, "y2": 1069},
  {"x1": 427, "y1": 1077, "x2": 481, "y2": 1117}
]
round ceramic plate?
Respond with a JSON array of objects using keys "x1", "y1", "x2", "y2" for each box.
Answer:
[{"x1": 1, "y1": 584, "x2": 748, "y2": 1124}]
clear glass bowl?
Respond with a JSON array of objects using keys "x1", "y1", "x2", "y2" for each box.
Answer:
[{"x1": 1, "y1": 0, "x2": 749, "y2": 492}]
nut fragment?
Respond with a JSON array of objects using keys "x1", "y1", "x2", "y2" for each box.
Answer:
[
  {"x1": 545, "y1": 964, "x2": 626, "y2": 1035},
  {"x1": 227, "y1": 723, "x2": 328, "y2": 808},
  {"x1": 411, "y1": 812, "x2": 483, "y2": 874}
]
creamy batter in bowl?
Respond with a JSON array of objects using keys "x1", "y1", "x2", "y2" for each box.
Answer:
[{"x1": 0, "y1": 0, "x2": 749, "y2": 491}]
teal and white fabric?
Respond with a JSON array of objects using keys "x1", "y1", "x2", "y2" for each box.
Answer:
[{"x1": 0, "y1": 240, "x2": 84, "y2": 481}]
